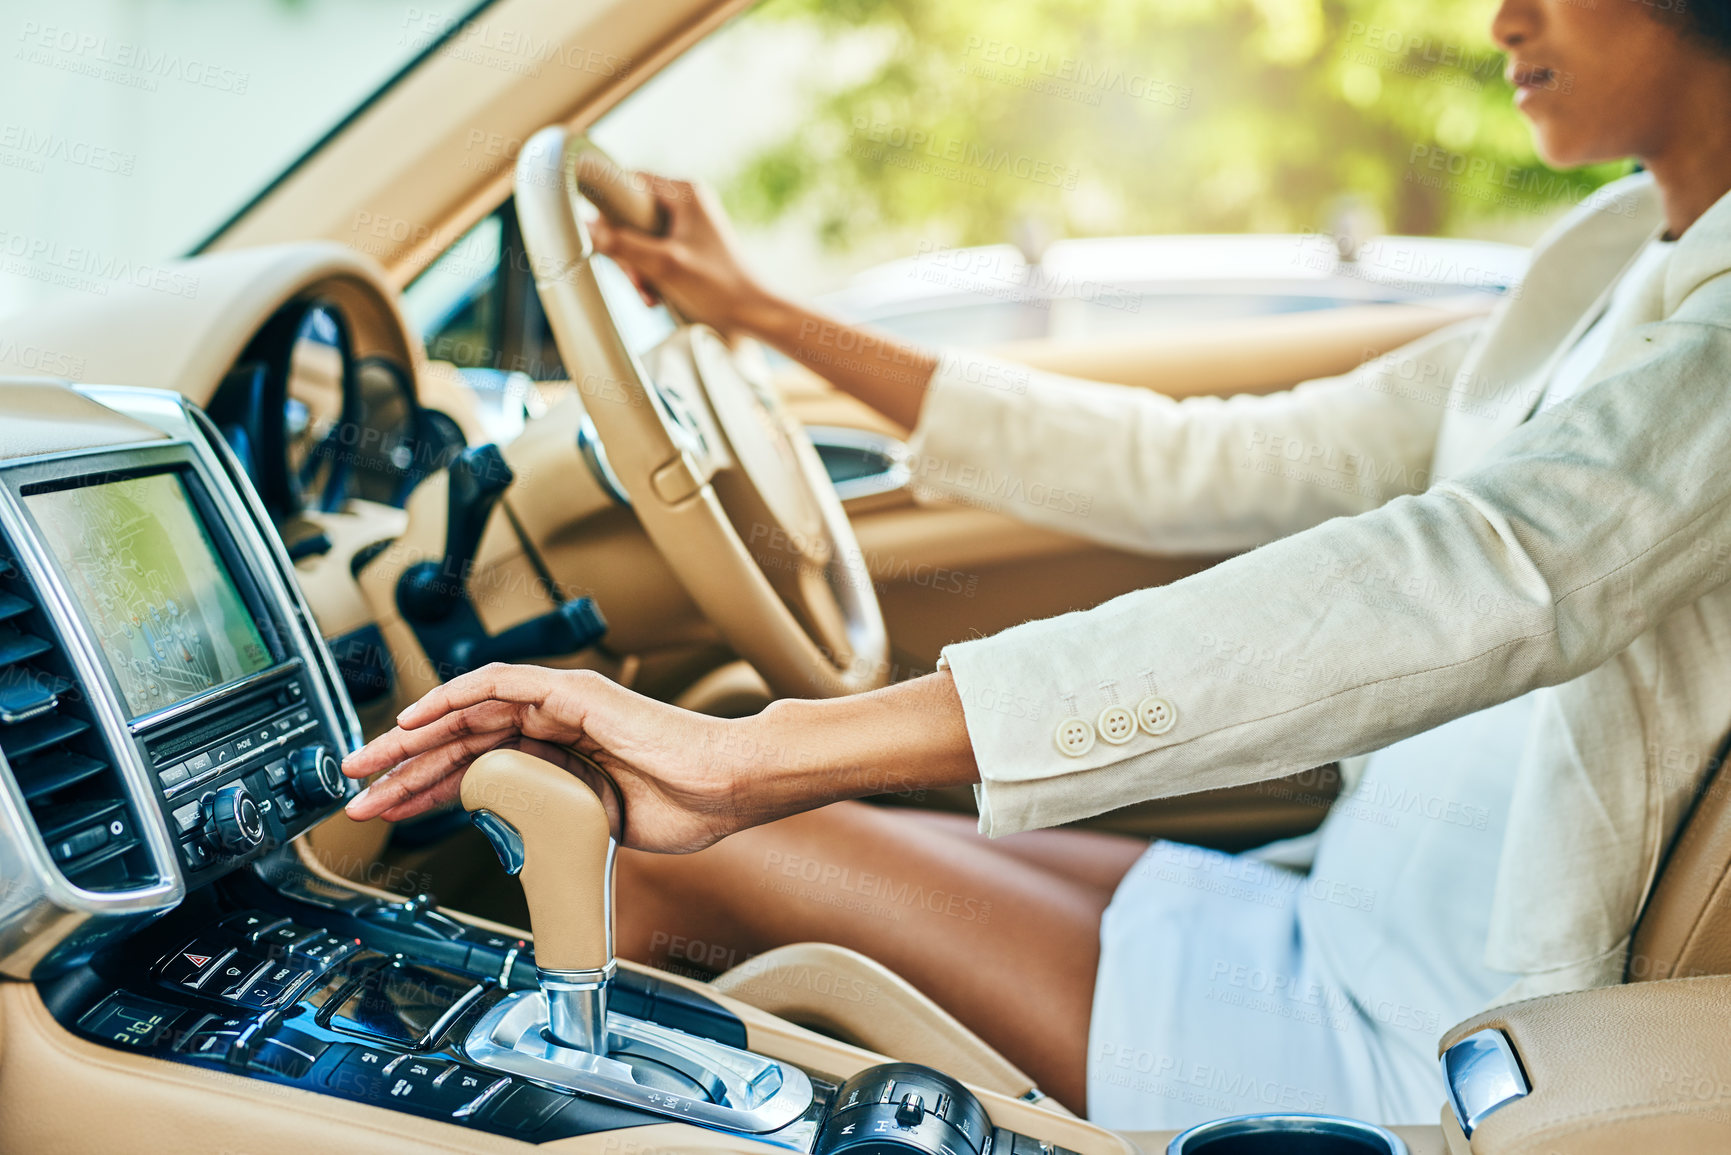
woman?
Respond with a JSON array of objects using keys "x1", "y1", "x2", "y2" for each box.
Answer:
[{"x1": 343, "y1": 0, "x2": 1731, "y2": 1128}]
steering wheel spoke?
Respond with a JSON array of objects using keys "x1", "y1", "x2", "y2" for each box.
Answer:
[{"x1": 513, "y1": 126, "x2": 889, "y2": 698}]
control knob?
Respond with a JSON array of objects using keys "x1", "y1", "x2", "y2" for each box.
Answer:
[
  {"x1": 289, "y1": 745, "x2": 348, "y2": 806},
  {"x1": 816, "y1": 1063, "x2": 991, "y2": 1155},
  {"x1": 202, "y1": 782, "x2": 266, "y2": 855}
]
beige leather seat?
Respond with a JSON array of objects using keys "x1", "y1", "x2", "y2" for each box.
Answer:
[{"x1": 1628, "y1": 735, "x2": 1731, "y2": 981}]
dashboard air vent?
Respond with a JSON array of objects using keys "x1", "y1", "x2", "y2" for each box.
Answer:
[{"x1": 0, "y1": 543, "x2": 155, "y2": 893}]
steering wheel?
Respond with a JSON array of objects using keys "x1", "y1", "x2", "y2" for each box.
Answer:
[{"x1": 512, "y1": 126, "x2": 890, "y2": 699}]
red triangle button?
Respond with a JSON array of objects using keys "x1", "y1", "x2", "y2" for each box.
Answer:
[{"x1": 183, "y1": 952, "x2": 212, "y2": 968}]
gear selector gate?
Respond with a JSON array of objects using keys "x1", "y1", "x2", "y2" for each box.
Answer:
[{"x1": 457, "y1": 748, "x2": 817, "y2": 1133}]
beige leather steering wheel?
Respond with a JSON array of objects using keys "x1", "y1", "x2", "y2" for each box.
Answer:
[{"x1": 513, "y1": 127, "x2": 890, "y2": 698}]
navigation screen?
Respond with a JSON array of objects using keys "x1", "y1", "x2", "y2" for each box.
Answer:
[{"x1": 26, "y1": 472, "x2": 274, "y2": 718}]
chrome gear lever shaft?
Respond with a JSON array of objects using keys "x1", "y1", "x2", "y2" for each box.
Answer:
[{"x1": 461, "y1": 748, "x2": 616, "y2": 1051}]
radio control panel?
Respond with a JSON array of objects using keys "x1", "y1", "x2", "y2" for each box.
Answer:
[{"x1": 145, "y1": 663, "x2": 350, "y2": 876}]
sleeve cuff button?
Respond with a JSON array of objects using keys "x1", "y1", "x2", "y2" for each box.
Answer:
[
  {"x1": 1054, "y1": 717, "x2": 1096, "y2": 757},
  {"x1": 1097, "y1": 705, "x2": 1137, "y2": 745},
  {"x1": 1136, "y1": 696, "x2": 1177, "y2": 735}
]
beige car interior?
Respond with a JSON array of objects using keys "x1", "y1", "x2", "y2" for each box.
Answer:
[{"x1": 0, "y1": 0, "x2": 1725, "y2": 1150}]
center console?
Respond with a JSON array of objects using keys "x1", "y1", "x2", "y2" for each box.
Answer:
[
  {"x1": 0, "y1": 385, "x2": 1135, "y2": 1155},
  {"x1": 43, "y1": 867, "x2": 781, "y2": 1142}
]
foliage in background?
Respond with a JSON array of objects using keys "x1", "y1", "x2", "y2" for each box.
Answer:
[{"x1": 726, "y1": 0, "x2": 1632, "y2": 251}]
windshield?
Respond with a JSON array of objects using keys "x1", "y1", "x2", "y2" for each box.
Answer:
[{"x1": 0, "y1": 0, "x2": 494, "y2": 317}]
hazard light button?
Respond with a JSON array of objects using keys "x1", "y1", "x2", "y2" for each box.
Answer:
[{"x1": 157, "y1": 939, "x2": 238, "y2": 990}]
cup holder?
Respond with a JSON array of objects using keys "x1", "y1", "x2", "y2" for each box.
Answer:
[{"x1": 1166, "y1": 1113, "x2": 1408, "y2": 1155}]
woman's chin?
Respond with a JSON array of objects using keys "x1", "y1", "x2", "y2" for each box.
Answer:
[{"x1": 1524, "y1": 127, "x2": 1596, "y2": 173}]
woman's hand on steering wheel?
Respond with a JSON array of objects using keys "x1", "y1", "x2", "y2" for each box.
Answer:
[
  {"x1": 340, "y1": 665, "x2": 748, "y2": 854},
  {"x1": 588, "y1": 175, "x2": 770, "y2": 337}
]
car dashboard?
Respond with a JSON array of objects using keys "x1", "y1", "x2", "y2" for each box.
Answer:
[
  {"x1": 0, "y1": 381, "x2": 1135, "y2": 1155},
  {"x1": 0, "y1": 384, "x2": 358, "y2": 967}
]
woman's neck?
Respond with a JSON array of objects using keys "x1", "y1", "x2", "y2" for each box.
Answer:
[{"x1": 1643, "y1": 78, "x2": 1731, "y2": 238}]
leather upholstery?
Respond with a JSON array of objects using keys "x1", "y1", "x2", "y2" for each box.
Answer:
[
  {"x1": 1439, "y1": 976, "x2": 1731, "y2": 1154},
  {"x1": 713, "y1": 943, "x2": 1042, "y2": 1103},
  {"x1": 1627, "y1": 738, "x2": 1731, "y2": 983},
  {"x1": 0, "y1": 380, "x2": 167, "y2": 462}
]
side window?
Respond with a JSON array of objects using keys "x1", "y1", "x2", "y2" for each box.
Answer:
[
  {"x1": 584, "y1": 0, "x2": 1622, "y2": 342},
  {"x1": 402, "y1": 211, "x2": 504, "y2": 372},
  {"x1": 406, "y1": 0, "x2": 1626, "y2": 362},
  {"x1": 402, "y1": 203, "x2": 564, "y2": 442}
]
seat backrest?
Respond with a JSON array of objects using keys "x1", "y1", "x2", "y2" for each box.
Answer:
[{"x1": 1629, "y1": 737, "x2": 1731, "y2": 982}]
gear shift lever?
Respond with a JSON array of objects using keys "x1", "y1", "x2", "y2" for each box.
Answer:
[
  {"x1": 461, "y1": 748, "x2": 616, "y2": 1052},
  {"x1": 456, "y1": 747, "x2": 814, "y2": 1133}
]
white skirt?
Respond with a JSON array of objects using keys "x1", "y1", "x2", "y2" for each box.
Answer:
[{"x1": 1086, "y1": 692, "x2": 1537, "y2": 1129}]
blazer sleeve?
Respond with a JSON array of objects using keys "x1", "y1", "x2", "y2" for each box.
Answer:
[
  {"x1": 905, "y1": 317, "x2": 1485, "y2": 554},
  {"x1": 942, "y1": 287, "x2": 1731, "y2": 836}
]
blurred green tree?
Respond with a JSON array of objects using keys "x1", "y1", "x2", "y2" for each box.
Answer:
[{"x1": 726, "y1": 0, "x2": 1632, "y2": 250}]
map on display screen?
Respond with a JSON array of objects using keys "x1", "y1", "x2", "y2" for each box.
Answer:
[{"x1": 27, "y1": 472, "x2": 273, "y2": 718}]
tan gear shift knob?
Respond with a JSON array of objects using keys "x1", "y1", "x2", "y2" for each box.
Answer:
[{"x1": 461, "y1": 748, "x2": 617, "y2": 1051}]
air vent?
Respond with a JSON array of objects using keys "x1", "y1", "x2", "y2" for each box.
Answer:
[{"x1": 0, "y1": 548, "x2": 156, "y2": 893}]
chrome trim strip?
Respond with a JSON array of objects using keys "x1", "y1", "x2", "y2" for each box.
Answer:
[
  {"x1": 464, "y1": 992, "x2": 814, "y2": 1134},
  {"x1": 577, "y1": 413, "x2": 630, "y2": 506},
  {"x1": 186, "y1": 946, "x2": 238, "y2": 988},
  {"x1": 806, "y1": 425, "x2": 912, "y2": 502},
  {"x1": 536, "y1": 964, "x2": 617, "y2": 984},
  {"x1": 1442, "y1": 1028, "x2": 1530, "y2": 1137},
  {"x1": 422, "y1": 979, "x2": 488, "y2": 1046},
  {"x1": 540, "y1": 968, "x2": 610, "y2": 1053},
  {"x1": 452, "y1": 1076, "x2": 511, "y2": 1119},
  {"x1": 0, "y1": 472, "x2": 185, "y2": 923},
  {"x1": 601, "y1": 837, "x2": 616, "y2": 961},
  {"x1": 497, "y1": 945, "x2": 521, "y2": 989},
  {"x1": 469, "y1": 809, "x2": 526, "y2": 875},
  {"x1": 2, "y1": 699, "x2": 58, "y2": 725},
  {"x1": 259, "y1": 1036, "x2": 319, "y2": 1065},
  {"x1": 128, "y1": 660, "x2": 303, "y2": 734},
  {"x1": 219, "y1": 958, "x2": 273, "y2": 1001}
]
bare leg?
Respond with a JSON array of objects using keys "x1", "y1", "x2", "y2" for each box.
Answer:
[
  {"x1": 616, "y1": 801, "x2": 1140, "y2": 1113},
  {"x1": 895, "y1": 810, "x2": 1148, "y2": 899}
]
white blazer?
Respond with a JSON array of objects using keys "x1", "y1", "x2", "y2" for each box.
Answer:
[{"x1": 908, "y1": 172, "x2": 1731, "y2": 1006}]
